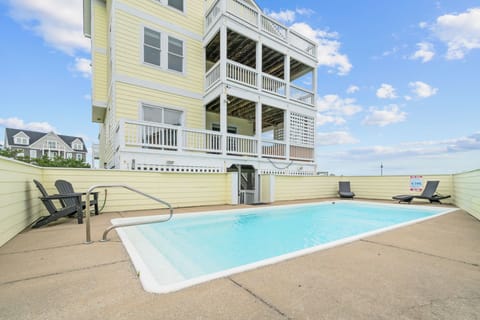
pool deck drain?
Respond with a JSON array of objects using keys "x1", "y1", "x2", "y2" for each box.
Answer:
[{"x1": 0, "y1": 200, "x2": 479, "y2": 319}]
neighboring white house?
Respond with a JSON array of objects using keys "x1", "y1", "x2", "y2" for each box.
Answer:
[{"x1": 3, "y1": 128, "x2": 88, "y2": 162}]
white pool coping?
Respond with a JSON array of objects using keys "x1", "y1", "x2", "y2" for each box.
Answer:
[{"x1": 113, "y1": 200, "x2": 458, "y2": 294}]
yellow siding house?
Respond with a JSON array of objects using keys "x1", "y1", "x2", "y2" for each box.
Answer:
[{"x1": 84, "y1": 0, "x2": 319, "y2": 203}]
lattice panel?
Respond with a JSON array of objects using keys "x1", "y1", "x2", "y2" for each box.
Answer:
[{"x1": 289, "y1": 112, "x2": 315, "y2": 146}]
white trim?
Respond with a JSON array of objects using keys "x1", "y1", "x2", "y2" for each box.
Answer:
[
  {"x1": 115, "y1": 74, "x2": 203, "y2": 100},
  {"x1": 116, "y1": 2, "x2": 201, "y2": 41}
]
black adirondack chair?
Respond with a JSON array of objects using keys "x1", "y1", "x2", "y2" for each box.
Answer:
[
  {"x1": 55, "y1": 179, "x2": 99, "y2": 215},
  {"x1": 32, "y1": 180, "x2": 84, "y2": 228}
]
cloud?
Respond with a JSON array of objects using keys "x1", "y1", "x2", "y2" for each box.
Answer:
[
  {"x1": 317, "y1": 115, "x2": 346, "y2": 126},
  {"x1": 409, "y1": 81, "x2": 438, "y2": 98},
  {"x1": 317, "y1": 94, "x2": 362, "y2": 126},
  {"x1": 7, "y1": 0, "x2": 90, "y2": 56},
  {"x1": 419, "y1": 21, "x2": 428, "y2": 29},
  {"x1": 346, "y1": 85, "x2": 359, "y2": 94},
  {"x1": 333, "y1": 132, "x2": 480, "y2": 160},
  {"x1": 411, "y1": 42, "x2": 435, "y2": 62},
  {"x1": 432, "y1": 8, "x2": 480, "y2": 60},
  {"x1": 70, "y1": 57, "x2": 92, "y2": 78},
  {"x1": 265, "y1": 8, "x2": 314, "y2": 24},
  {"x1": 0, "y1": 117, "x2": 56, "y2": 132},
  {"x1": 376, "y1": 84, "x2": 397, "y2": 99},
  {"x1": 291, "y1": 22, "x2": 352, "y2": 75},
  {"x1": 362, "y1": 105, "x2": 406, "y2": 127},
  {"x1": 317, "y1": 131, "x2": 359, "y2": 146},
  {"x1": 267, "y1": 9, "x2": 296, "y2": 24}
]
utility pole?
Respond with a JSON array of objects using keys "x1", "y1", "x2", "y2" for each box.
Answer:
[{"x1": 380, "y1": 162, "x2": 384, "y2": 176}]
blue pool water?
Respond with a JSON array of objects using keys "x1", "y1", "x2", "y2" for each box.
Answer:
[{"x1": 114, "y1": 201, "x2": 452, "y2": 293}]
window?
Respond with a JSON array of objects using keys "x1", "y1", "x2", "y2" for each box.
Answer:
[
  {"x1": 168, "y1": 36, "x2": 183, "y2": 72},
  {"x1": 143, "y1": 105, "x2": 182, "y2": 126},
  {"x1": 14, "y1": 135, "x2": 29, "y2": 145},
  {"x1": 142, "y1": 104, "x2": 183, "y2": 148},
  {"x1": 142, "y1": 27, "x2": 185, "y2": 73},
  {"x1": 66, "y1": 153, "x2": 73, "y2": 159},
  {"x1": 72, "y1": 141, "x2": 83, "y2": 150},
  {"x1": 16, "y1": 149, "x2": 25, "y2": 157},
  {"x1": 144, "y1": 28, "x2": 161, "y2": 66},
  {"x1": 46, "y1": 140, "x2": 57, "y2": 149},
  {"x1": 29, "y1": 150, "x2": 37, "y2": 158},
  {"x1": 76, "y1": 154, "x2": 83, "y2": 161},
  {"x1": 168, "y1": 0, "x2": 184, "y2": 12}
]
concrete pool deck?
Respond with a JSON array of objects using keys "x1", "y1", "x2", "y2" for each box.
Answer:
[{"x1": 0, "y1": 200, "x2": 479, "y2": 319}]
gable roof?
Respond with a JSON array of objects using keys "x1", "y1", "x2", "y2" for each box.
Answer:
[{"x1": 4, "y1": 128, "x2": 88, "y2": 152}]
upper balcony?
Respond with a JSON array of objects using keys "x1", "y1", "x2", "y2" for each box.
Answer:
[{"x1": 205, "y1": 0, "x2": 317, "y2": 60}]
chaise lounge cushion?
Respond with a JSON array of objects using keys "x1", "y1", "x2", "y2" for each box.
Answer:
[{"x1": 392, "y1": 195, "x2": 414, "y2": 203}]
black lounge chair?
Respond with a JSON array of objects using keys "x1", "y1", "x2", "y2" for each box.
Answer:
[
  {"x1": 338, "y1": 181, "x2": 355, "y2": 199},
  {"x1": 32, "y1": 180, "x2": 84, "y2": 228},
  {"x1": 55, "y1": 179, "x2": 99, "y2": 215},
  {"x1": 393, "y1": 180, "x2": 451, "y2": 204}
]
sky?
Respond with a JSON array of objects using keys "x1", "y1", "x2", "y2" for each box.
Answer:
[{"x1": 0, "y1": 0, "x2": 479, "y2": 175}]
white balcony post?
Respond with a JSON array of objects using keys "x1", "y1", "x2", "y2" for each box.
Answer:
[
  {"x1": 312, "y1": 68, "x2": 318, "y2": 104},
  {"x1": 117, "y1": 119, "x2": 125, "y2": 150},
  {"x1": 284, "y1": 110, "x2": 290, "y2": 160},
  {"x1": 255, "y1": 101, "x2": 262, "y2": 157},
  {"x1": 256, "y1": 39, "x2": 262, "y2": 92},
  {"x1": 177, "y1": 127, "x2": 183, "y2": 152},
  {"x1": 285, "y1": 55, "x2": 290, "y2": 100},
  {"x1": 220, "y1": 24, "x2": 227, "y2": 83},
  {"x1": 220, "y1": 92, "x2": 227, "y2": 155}
]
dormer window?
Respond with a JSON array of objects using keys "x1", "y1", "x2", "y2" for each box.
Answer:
[
  {"x1": 14, "y1": 133, "x2": 29, "y2": 145},
  {"x1": 72, "y1": 140, "x2": 83, "y2": 150}
]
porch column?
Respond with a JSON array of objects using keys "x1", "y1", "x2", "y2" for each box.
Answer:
[
  {"x1": 220, "y1": 24, "x2": 227, "y2": 83},
  {"x1": 256, "y1": 40, "x2": 262, "y2": 91},
  {"x1": 220, "y1": 24, "x2": 228, "y2": 156},
  {"x1": 285, "y1": 110, "x2": 290, "y2": 160},
  {"x1": 256, "y1": 101, "x2": 262, "y2": 157},
  {"x1": 285, "y1": 55, "x2": 290, "y2": 99},
  {"x1": 312, "y1": 67, "x2": 318, "y2": 103},
  {"x1": 220, "y1": 92, "x2": 227, "y2": 155}
]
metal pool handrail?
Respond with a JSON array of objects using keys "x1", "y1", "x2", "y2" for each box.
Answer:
[{"x1": 84, "y1": 184, "x2": 173, "y2": 244}]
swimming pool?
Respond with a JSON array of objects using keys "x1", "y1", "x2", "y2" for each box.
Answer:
[{"x1": 114, "y1": 201, "x2": 455, "y2": 293}]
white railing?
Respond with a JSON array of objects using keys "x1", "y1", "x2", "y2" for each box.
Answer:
[
  {"x1": 116, "y1": 120, "x2": 314, "y2": 161},
  {"x1": 205, "y1": 0, "x2": 222, "y2": 30},
  {"x1": 226, "y1": 60, "x2": 257, "y2": 87},
  {"x1": 262, "y1": 140, "x2": 286, "y2": 158},
  {"x1": 226, "y1": 0, "x2": 258, "y2": 27},
  {"x1": 205, "y1": 61, "x2": 221, "y2": 90},
  {"x1": 205, "y1": 0, "x2": 317, "y2": 58},
  {"x1": 290, "y1": 144, "x2": 314, "y2": 161},
  {"x1": 262, "y1": 73, "x2": 286, "y2": 97},
  {"x1": 289, "y1": 31, "x2": 317, "y2": 56},
  {"x1": 261, "y1": 15, "x2": 287, "y2": 40},
  {"x1": 183, "y1": 128, "x2": 222, "y2": 153},
  {"x1": 290, "y1": 84, "x2": 315, "y2": 105},
  {"x1": 123, "y1": 120, "x2": 179, "y2": 150},
  {"x1": 227, "y1": 134, "x2": 257, "y2": 155}
]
